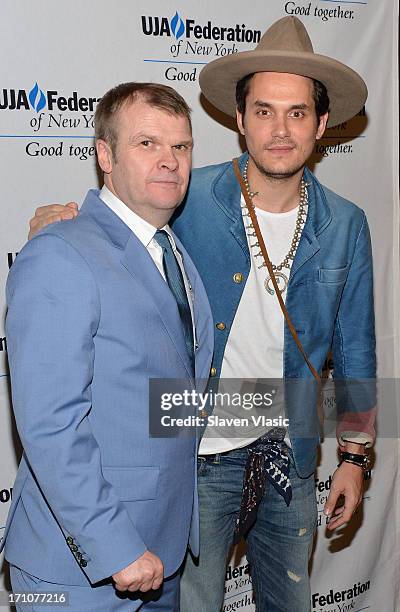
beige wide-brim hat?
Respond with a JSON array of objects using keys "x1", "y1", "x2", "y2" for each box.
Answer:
[{"x1": 199, "y1": 16, "x2": 367, "y2": 128}]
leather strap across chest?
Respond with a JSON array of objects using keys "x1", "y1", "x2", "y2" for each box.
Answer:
[{"x1": 233, "y1": 157, "x2": 321, "y2": 385}]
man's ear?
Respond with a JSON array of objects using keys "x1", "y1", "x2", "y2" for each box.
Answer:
[
  {"x1": 236, "y1": 108, "x2": 245, "y2": 136},
  {"x1": 316, "y1": 112, "x2": 329, "y2": 140},
  {"x1": 96, "y1": 139, "x2": 113, "y2": 174}
]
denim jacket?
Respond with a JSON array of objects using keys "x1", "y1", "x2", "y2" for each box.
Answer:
[{"x1": 172, "y1": 152, "x2": 376, "y2": 477}]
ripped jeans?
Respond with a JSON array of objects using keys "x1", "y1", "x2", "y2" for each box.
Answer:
[{"x1": 180, "y1": 446, "x2": 317, "y2": 612}]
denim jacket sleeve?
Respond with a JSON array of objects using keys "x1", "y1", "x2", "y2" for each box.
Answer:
[{"x1": 331, "y1": 212, "x2": 377, "y2": 447}]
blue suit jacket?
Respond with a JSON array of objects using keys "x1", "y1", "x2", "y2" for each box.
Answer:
[{"x1": 2, "y1": 190, "x2": 214, "y2": 585}]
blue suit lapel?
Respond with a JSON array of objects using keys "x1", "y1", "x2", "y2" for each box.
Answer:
[
  {"x1": 81, "y1": 190, "x2": 194, "y2": 380},
  {"x1": 120, "y1": 236, "x2": 194, "y2": 380},
  {"x1": 172, "y1": 233, "x2": 214, "y2": 382}
]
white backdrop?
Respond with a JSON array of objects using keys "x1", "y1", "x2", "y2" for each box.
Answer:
[{"x1": 0, "y1": 1, "x2": 398, "y2": 611}]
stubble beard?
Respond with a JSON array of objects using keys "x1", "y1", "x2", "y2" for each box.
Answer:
[{"x1": 253, "y1": 156, "x2": 305, "y2": 182}]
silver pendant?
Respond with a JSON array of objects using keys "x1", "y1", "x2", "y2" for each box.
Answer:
[{"x1": 264, "y1": 272, "x2": 288, "y2": 295}]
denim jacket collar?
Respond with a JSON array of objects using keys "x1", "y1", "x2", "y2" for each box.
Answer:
[{"x1": 211, "y1": 151, "x2": 333, "y2": 279}]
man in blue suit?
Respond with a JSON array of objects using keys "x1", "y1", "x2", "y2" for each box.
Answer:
[{"x1": 2, "y1": 82, "x2": 213, "y2": 610}]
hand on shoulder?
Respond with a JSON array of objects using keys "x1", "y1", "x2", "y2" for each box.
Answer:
[{"x1": 29, "y1": 202, "x2": 79, "y2": 239}]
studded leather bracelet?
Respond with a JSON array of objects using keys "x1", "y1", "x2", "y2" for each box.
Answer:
[{"x1": 339, "y1": 451, "x2": 371, "y2": 471}]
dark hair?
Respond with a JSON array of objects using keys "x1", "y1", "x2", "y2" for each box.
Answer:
[
  {"x1": 312, "y1": 78, "x2": 330, "y2": 121},
  {"x1": 235, "y1": 73, "x2": 255, "y2": 117},
  {"x1": 95, "y1": 82, "x2": 192, "y2": 156},
  {"x1": 235, "y1": 73, "x2": 330, "y2": 122}
]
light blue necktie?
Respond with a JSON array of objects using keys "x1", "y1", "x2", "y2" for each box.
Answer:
[{"x1": 154, "y1": 230, "x2": 194, "y2": 372}]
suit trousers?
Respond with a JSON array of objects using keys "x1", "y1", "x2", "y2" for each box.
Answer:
[{"x1": 10, "y1": 565, "x2": 180, "y2": 612}]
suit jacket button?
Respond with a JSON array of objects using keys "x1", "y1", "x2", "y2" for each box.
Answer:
[
  {"x1": 66, "y1": 537, "x2": 73, "y2": 545},
  {"x1": 80, "y1": 559, "x2": 88, "y2": 568},
  {"x1": 71, "y1": 544, "x2": 78, "y2": 552},
  {"x1": 216, "y1": 322, "x2": 226, "y2": 330},
  {"x1": 210, "y1": 367, "x2": 217, "y2": 377},
  {"x1": 233, "y1": 273, "x2": 244, "y2": 283}
]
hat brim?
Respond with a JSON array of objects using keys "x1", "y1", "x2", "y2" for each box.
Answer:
[{"x1": 199, "y1": 50, "x2": 367, "y2": 128}]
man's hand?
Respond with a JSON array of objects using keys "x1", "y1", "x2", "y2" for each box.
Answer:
[
  {"x1": 28, "y1": 202, "x2": 79, "y2": 239},
  {"x1": 112, "y1": 551, "x2": 164, "y2": 593},
  {"x1": 324, "y1": 461, "x2": 364, "y2": 530}
]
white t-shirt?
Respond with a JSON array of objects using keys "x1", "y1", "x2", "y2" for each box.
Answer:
[{"x1": 199, "y1": 195, "x2": 307, "y2": 454}]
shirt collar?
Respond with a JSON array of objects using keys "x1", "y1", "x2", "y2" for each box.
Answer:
[{"x1": 99, "y1": 185, "x2": 172, "y2": 248}]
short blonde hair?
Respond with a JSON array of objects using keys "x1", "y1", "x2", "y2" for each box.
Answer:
[{"x1": 95, "y1": 82, "x2": 192, "y2": 156}]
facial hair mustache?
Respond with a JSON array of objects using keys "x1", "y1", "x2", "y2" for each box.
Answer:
[{"x1": 264, "y1": 140, "x2": 297, "y2": 150}]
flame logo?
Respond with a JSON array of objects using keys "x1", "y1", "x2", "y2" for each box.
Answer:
[
  {"x1": 28, "y1": 82, "x2": 46, "y2": 113},
  {"x1": 170, "y1": 11, "x2": 185, "y2": 39}
]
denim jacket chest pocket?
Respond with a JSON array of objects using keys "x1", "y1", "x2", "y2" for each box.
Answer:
[
  {"x1": 290, "y1": 264, "x2": 349, "y2": 288},
  {"x1": 318, "y1": 264, "x2": 349, "y2": 284}
]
